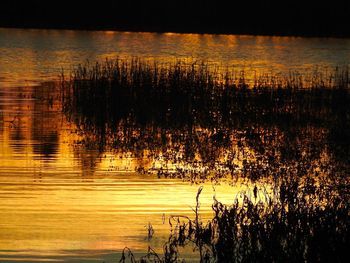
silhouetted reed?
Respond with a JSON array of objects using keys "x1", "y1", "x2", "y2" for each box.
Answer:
[
  {"x1": 120, "y1": 181, "x2": 350, "y2": 263},
  {"x1": 60, "y1": 58, "x2": 350, "y2": 262},
  {"x1": 61, "y1": 58, "x2": 350, "y2": 182}
]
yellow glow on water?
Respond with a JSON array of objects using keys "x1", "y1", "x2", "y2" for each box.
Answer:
[
  {"x1": 0, "y1": 84, "x2": 269, "y2": 262},
  {"x1": 0, "y1": 172, "x2": 253, "y2": 258},
  {"x1": 1, "y1": 28, "x2": 347, "y2": 261},
  {"x1": 104, "y1": 31, "x2": 116, "y2": 35},
  {"x1": 1, "y1": 28, "x2": 349, "y2": 88}
]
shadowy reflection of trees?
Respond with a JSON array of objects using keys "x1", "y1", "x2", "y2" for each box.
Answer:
[
  {"x1": 62, "y1": 59, "x2": 350, "y2": 183},
  {"x1": 31, "y1": 83, "x2": 59, "y2": 160},
  {"x1": 9, "y1": 117, "x2": 26, "y2": 154}
]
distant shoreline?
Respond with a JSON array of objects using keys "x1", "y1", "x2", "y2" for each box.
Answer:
[
  {"x1": 1, "y1": 24, "x2": 349, "y2": 39},
  {"x1": 2, "y1": 0, "x2": 349, "y2": 38}
]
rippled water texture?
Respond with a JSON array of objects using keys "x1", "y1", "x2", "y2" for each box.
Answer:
[
  {"x1": 0, "y1": 28, "x2": 349, "y2": 262},
  {"x1": 0, "y1": 84, "x2": 250, "y2": 262},
  {"x1": 1, "y1": 28, "x2": 350, "y2": 87}
]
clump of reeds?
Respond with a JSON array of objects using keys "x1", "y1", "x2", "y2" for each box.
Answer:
[
  {"x1": 61, "y1": 58, "x2": 350, "y2": 262},
  {"x1": 120, "y1": 179, "x2": 350, "y2": 263},
  {"x1": 61, "y1": 58, "x2": 350, "y2": 182},
  {"x1": 62, "y1": 58, "x2": 350, "y2": 130}
]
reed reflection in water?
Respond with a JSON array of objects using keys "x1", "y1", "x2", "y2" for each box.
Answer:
[
  {"x1": 0, "y1": 57, "x2": 349, "y2": 261},
  {"x1": 63, "y1": 59, "x2": 350, "y2": 182},
  {"x1": 62, "y1": 58, "x2": 350, "y2": 261},
  {"x1": 0, "y1": 83, "x2": 249, "y2": 262}
]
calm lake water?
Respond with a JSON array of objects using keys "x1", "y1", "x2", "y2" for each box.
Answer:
[
  {"x1": 1, "y1": 28, "x2": 350, "y2": 87},
  {"x1": 0, "y1": 28, "x2": 349, "y2": 262}
]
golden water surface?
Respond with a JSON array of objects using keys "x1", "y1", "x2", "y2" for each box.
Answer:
[
  {"x1": 0, "y1": 28, "x2": 349, "y2": 262},
  {"x1": 0, "y1": 84, "x2": 254, "y2": 262}
]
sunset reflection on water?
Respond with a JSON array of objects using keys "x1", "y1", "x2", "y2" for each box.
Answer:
[
  {"x1": 1, "y1": 28, "x2": 349, "y2": 87},
  {"x1": 0, "y1": 84, "x2": 263, "y2": 262},
  {"x1": 0, "y1": 28, "x2": 349, "y2": 262}
]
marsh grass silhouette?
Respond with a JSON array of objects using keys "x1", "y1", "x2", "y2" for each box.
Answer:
[
  {"x1": 120, "y1": 182, "x2": 349, "y2": 263},
  {"x1": 60, "y1": 58, "x2": 350, "y2": 262},
  {"x1": 61, "y1": 58, "x2": 350, "y2": 182}
]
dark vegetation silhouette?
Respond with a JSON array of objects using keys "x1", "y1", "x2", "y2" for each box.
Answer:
[
  {"x1": 120, "y1": 184, "x2": 349, "y2": 263},
  {"x1": 60, "y1": 58, "x2": 350, "y2": 262},
  {"x1": 1, "y1": 0, "x2": 349, "y2": 37},
  {"x1": 62, "y1": 58, "x2": 350, "y2": 181}
]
